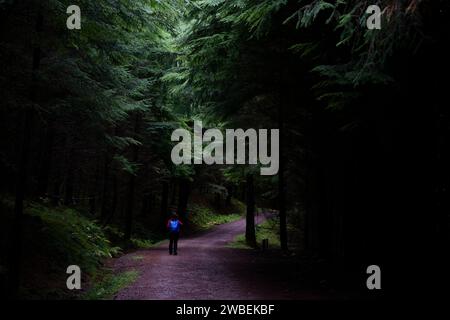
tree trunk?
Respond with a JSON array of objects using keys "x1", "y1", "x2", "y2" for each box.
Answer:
[
  {"x1": 278, "y1": 80, "x2": 288, "y2": 252},
  {"x1": 245, "y1": 174, "x2": 256, "y2": 246},
  {"x1": 170, "y1": 180, "x2": 177, "y2": 205},
  {"x1": 124, "y1": 115, "x2": 140, "y2": 240},
  {"x1": 8, "y1": 5, "x2": 43, "y2": 298},
  {"x1": 160, "y1": 180, "x2": 169, "y2": 230},
  {"x1": 215, "y1": 193, "x2": 221, "y2": 208},
  {"x1": 64, "y1": 148, "x2": 75, "y2": 206},
  {"x1": 100, "y1": 154, "x2": 110, "y2": 220},
  {"x1": 36, "y1": 123, "x2": 54, "y2": 197},
  {"x1": 51, "y1": 164, "x2": 62, "y2": 206},
  {"x1": 103, "y1": 173, "x2": 117, "y2": 226},
  {"x1": 177, "y1": 178, "x2": 190, "y2": 223},
  {"x1": 225, "y1": 185, "x2": 233, "y2": 206},
  {"x1": 124, "y1": 173, "x2": 136, "y2": 240}
]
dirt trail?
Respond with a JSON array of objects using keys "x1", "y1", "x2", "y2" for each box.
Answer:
[{"x1": 112, "y1": 213, "x2": 330, "y2": 300}]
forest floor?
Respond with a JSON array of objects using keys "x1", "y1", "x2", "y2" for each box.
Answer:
[{"x1": 110, "y1": 213, "x2": 348, "y2": 300}]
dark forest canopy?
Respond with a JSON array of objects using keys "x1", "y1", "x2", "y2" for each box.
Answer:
[{"x1": 0, "y1": 0, "x2": 449, "y2": 299}]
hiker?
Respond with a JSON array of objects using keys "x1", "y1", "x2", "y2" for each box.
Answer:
[{"x1": 167, "y1": 213, "x2": 183, "y2": 255}]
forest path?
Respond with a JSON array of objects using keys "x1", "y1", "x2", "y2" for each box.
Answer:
[{"x1": 112, "y1": 213, "x2": 329, "y2": 300}]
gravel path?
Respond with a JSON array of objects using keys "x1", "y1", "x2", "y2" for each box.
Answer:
[{"x1": 112, "y1": 214, "x2": 329, "y2": 300}]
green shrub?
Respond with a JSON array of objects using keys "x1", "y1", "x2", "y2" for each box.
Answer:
[
  {"x1": 83, "y1": 269, "x2": 139, "y2": 300},
  {"x1": 26, "y1": 203, "x2": 121, "y2": 274},
  {"x1": 228, "y1": 218, "x2": 281, "y2": 249},
  {"x1": 0, "y1": 197, "x2": 122, "y2": 298},
  {"x1": 189, "y1": 204, "x2": 242, "y2": 231}
]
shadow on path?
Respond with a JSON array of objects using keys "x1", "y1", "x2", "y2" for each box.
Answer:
[{"x1": 112, "y1": 213, "x2": 344, "y2": 300}]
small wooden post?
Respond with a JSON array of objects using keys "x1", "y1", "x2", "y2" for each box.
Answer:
[{"x1": 262, "y1": 238, "x2": 269, "y2": 251}]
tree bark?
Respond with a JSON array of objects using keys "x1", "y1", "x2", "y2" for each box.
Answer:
[
  {"x1": 64, "y1": 148, "x2": 75, "y2": 206},
  {"x1": 225, "y1": 184, "x2": 233, "y2": 206},
  {"x1": 160, "y1": 180, "x2": 169, "y2": 229},
  {"x1": 103, "y1": 173, "x2": 117, "y2": 226},
  {"x1": 100, "y1": 154, "x2": 110, "y2": 220},
  {"x1": 36, "y1": 123, "x2": 54, "y2": 197},
  {"x1": 278, "y1": 76, "x2": 288, "y2": 252},
  {"x1": 124, "y1": 115, "x2": 140, "y2": 240},
  {"x1": 170, "y1": 179, "x2": 177, "y2": 205},
  {"x1": 245, "y1": 174, "x2": 256, "y2": 246},
  {"x1": 124, "y1": 172, "x2": 136, "y2": 240},
  {"x1": 8, "y1": 5, "x2": 43, "y2": 298},
  {"x1": 177, "y1": 178, "x2": 191, "y2": 223}
]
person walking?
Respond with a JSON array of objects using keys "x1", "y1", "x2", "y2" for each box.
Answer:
[{"x1": 166, "y1": 213, "x2": 183, "y2": 255}]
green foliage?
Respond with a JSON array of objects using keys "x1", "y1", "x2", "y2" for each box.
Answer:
[
  {"x1": 285, "y1": 0, "x2": 334, "y2": 28},
  {"x1": 1, "y1": 0, "x2": 441, "y2": 299},
  {"x1": 189, "y1": 204, "x2": 243, "y2": 230},
  {"x1": 129, "y1": 238, "x2": 157, "y2": 249},
  {"x1": 2, "y1": 0, "x2": 191, "y2": 187},
  {"x1": 113, "y1": 154, "x2": 141, "y2": 176},
  {"x1": 285, "y1": 0, "x2": 424, "y2": 91},
  {"x1": 228, "y1": 218, "x2": 281, "y2": 249},
  {"x1": 230, "y1": 198, "x2": 246, "y2": 215},
  {"x1": 25, "y1": 203, "x2": 121, "y2": 274},
  {"x1": 173, "y1": 164, "x2": 196, "y2": 179},
  {"x1": 230, "y1": 0, "x2": 288, "y2": 37},
  {"x1": 0, "y1": 195, "x2": 167, "y2": 298},
  {"x1": 83, "y1": 269, "x2": 139, "y2": 300},
  {"x1": 0, "y1": 197, "x2": 123, "y2": 298}
]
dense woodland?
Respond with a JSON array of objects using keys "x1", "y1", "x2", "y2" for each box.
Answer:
[{"x1": 1, "y1": 0, "x2": 449, "y2": 299}]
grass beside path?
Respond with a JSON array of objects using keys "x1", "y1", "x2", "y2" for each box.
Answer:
[
  {"x1": 84, "y1": 199, "x2": 247, "y2": 299},
  {"x1": 228, "y1": 217, "x2": 281, "y2": 249},
  {"x1": 83, "y1": 269, "x2": 139, "y2": 300},
  {"x1": 189, "y1": 201, "x2": 244, "y2": 231}
]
